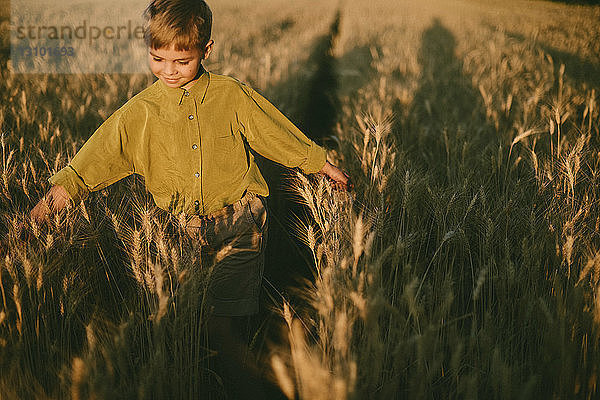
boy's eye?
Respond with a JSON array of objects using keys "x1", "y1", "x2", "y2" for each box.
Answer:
[{"x1": 152, "y1": 57, "x2": 188, "y2": 65}]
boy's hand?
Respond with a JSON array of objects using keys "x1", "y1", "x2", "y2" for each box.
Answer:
[
  {"x1": 318, "y1": 161, "x2": 354, "y2": 192},
  {"x1": 6, "y1": 186, "x2": 70, "y2": 246},
  {"x1": 30, "y1": 185, "x2": 70, "y2": 225}
]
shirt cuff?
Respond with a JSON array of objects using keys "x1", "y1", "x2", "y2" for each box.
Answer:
[
  {"x1": 48, "y1": 165, "x2": 90, "y2": 204},
  {"x1": 299, "y1": 142, "x2": 327, "y2": 174}
]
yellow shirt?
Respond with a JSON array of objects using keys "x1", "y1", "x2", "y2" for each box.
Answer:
[{"x1": 49, "y1": 68, "x2": 327, "y2": 215}]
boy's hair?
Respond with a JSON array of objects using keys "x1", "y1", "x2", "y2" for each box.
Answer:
[{"x1": 143, "y1": 0, "x2": 212, "y2": 51}]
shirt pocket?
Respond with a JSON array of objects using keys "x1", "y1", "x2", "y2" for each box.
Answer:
[
  {"x1": 214, "y1": 131, "x2": 242, "y2": 159},
  {"x1": 213, "y1": 131, "x2": 244, "y2": 172},
  {"x1": 214, "y1": 132, "x2": 239, "y2": 151}
]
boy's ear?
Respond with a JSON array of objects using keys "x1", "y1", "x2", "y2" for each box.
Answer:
[{"x1": 202, "y1": 39, "x2": 214, "y2": 60}]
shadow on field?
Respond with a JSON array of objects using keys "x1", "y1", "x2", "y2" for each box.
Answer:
[
  {"x1": 502, "y1": 29, "x2": 600, "y2": 91},
  {"x1": 336, "y1": 44, "x2": 377, "y2": 97},
  {"x1": 395, "y1": 19, "x2": 494, "y2": 323},
  {"x1": 252, "y1": 10, "x2": 342, "y2": 307},
  {"x1": 237, "y1": 10, "x2": 343, "y2": 399},
  {"x1": 300, "y1": 10, "x2": 341, "y2": 147},
  {"x1": 399, "y1": 18, "x2": 490, "y2": 179}
]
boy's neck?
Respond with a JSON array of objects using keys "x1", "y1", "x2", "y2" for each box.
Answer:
[{"x1": 181, "y1": 64, "x2": 206, "y2": 91}]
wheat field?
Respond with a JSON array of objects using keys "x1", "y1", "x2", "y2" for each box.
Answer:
[{"x1": 1, "y1": 0, "x2": 600, "y2": 398}]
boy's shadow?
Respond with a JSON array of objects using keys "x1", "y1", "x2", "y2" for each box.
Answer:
[
  {"x1": 400, "y1": 18, "x2": 490, "y2": 182},
  {"x1": 393, "y1": 19, "x2": 494, "y2": 337},
  {"x1": 236, "y1": 13, "x2": 343, "y2": 397},
  {"x1": 250, "y1": 12, "x2": 342, "y2": 322}
]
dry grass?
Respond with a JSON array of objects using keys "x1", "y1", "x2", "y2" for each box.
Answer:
[{"x1": 1, "y1": 0, "x2": 600, "y2": 398}]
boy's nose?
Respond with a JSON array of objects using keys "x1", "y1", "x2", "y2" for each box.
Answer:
[{"x1": 164, "y1": 62, "x2": 177, "y2": 75}]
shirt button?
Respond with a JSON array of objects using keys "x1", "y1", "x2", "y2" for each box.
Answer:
[
  {"x1": 192, "y1": 144, "x2": 198, "y2": 150},
  {"x1": 188, "y1": 115, "x2": 194, "y2": 120},
  {"x1": 194, "y1": 200, "x2": 199, "y2": 206},
  {"x1": 184, "y1": 91, "x2": 190, "y2": 96},
  {"x1": 194, "y1": 172, "x2": 200, "y2": 178}
]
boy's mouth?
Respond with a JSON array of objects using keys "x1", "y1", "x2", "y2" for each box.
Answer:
[{"x1": 163, "y1": 76, "x2": 180, "y2": 84}]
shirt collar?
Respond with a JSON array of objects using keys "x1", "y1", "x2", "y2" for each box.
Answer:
[{"x1": 157, "y1": 64, "x2": 210, "y2": 106}]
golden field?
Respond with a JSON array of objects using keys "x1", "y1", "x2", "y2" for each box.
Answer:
[{"x1": 1, "y1": 0, "x2": 600, "y2": 398}]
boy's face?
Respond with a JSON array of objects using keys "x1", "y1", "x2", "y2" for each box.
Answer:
[{"x1": 148, "y1": 41, "x2": 212, "y2": 89}]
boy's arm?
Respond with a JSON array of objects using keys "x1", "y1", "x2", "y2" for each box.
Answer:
[
  {"x1": 240, "y1": 86, "x2": 352, "y2": 190},
  {"x1": 47, "y1": 106, "x2": 135, "y2": 206},
  {"x1": 240, "y1": 86, "x2": 328, "y2": 174},
  {"x1": 22, "y1": 105, "x2": 137, "y2": 233}
]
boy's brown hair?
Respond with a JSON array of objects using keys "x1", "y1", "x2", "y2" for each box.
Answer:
[{"x1": 143, "y1": 0, "x2": 212, "y2": 51}]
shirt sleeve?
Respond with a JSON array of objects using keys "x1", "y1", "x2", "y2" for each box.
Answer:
[
  {"x1": 239, "y1": 84, "x2": 327, "y2": 174},
  {"x1": 48, "y1": 107, "x2": 135, "y2": 203}
]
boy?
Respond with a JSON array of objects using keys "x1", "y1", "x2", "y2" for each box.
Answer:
[{"x1": 30, "y1": 0, "x2": 351, "y2": 397}]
